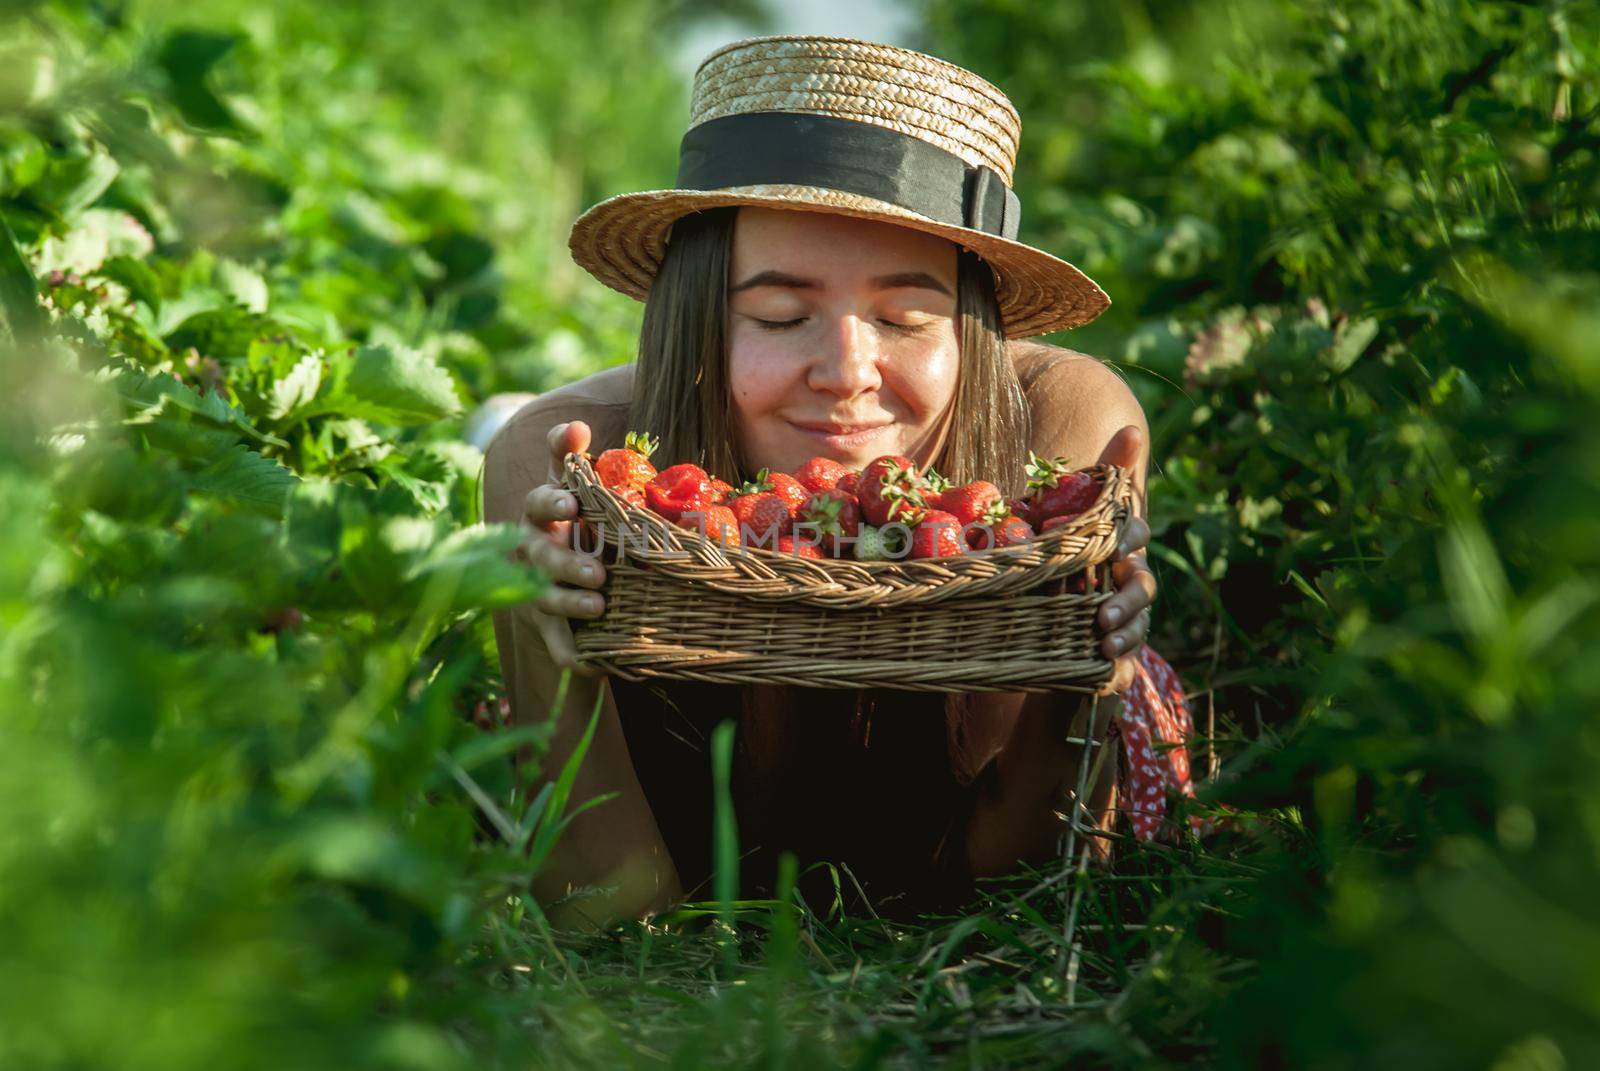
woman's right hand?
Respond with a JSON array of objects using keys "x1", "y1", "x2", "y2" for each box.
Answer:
[{"x1": 514, "y1": 420, "x2": 608, "y2": 674}]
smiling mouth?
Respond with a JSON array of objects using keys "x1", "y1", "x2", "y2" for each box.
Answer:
[{"x1": 787, "y1": 420, "x2": 892, "y2": 436}]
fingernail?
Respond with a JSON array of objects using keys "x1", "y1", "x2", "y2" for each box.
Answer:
[
  {"x1": 1109, "y1": 636, "x2": 1125, "y2": 653},
  {"x1": 589, "y1": 595, "x2": 605, "y2": 613},
  {"x1": 1105, "y1": 606, "x2": 1123, "y2": 625},
  {"x1": 560, "y1": 495, "x2": 577, "y2": 516},
  {"x1": 580, "y1": 563, "x2": 597, "y2": 581}
]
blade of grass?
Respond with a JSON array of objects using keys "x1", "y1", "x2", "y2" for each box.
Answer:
[
  {"x1": 710, "y1": 718, "x2": 739, "y2": 963},
  {"x1": 524, "y1": 680, "x2": 608, "y2": 876}
]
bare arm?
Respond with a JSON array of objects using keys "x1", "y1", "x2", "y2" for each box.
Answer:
[{"x1": 484, "y1": 400, "x2": 683, "y2": 929}]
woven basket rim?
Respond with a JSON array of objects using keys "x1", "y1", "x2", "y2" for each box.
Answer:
[{"x1": 561, "y1": 451, "x2": 1132, "y2": 608}]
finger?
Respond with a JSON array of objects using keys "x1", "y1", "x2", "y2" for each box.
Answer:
[
  {"x1": 533, "y1": 537, "x2": 607, "y2": 590},
  {"x1": 1104, "y1": 652, "x2": 1137, "y2": 693},
  {"x1": 535, "y1": 583, "x2": 607, "y2": 621},
  {"x1": 536, "y1": 612, "x2": 589, "y2": 674},
  {"x1": 1103, "y1": 612, "x2": 1150, "y2": 659},
  {"x1": 1111, "y1": 549, "x2": 1152, "y2": 583},
  {"x1": 1100, "y1": 567, "x2": 1156, "y2": 630},
  {"x1": 524, "y1": 484, "x2": 581, "y2": 528},
  {"x1": 545, "y1": 420, "x2": 594, "y2": 483},
  {"x1": 1093, "y1": 424, "x2": 1145, "y2": 471},
  {"x1": 1115, "y1": 516, "x2": 1151, "y2": 559}
]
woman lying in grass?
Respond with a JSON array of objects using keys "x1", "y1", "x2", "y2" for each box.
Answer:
[{"x1": 485, "y1": 36, "x2": 1176, "y2": 929}]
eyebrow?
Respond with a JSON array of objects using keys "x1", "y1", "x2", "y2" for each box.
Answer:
[{"x1": 728, "y1": 269, "x2": 953, "y2": 297}]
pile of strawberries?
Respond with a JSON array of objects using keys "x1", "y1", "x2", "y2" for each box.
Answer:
[{"x1": 590, "y1": 432, "x2": 1102, "y2": 561}]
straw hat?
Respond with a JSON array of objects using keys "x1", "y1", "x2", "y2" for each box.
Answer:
[{"x1": 567, "y1": 35, "x2": 1110, "y2": 339}]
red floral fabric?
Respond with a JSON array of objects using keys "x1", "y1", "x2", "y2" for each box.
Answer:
[{"x1": 1113, "y1": 645, "x2": 1229, "y2": 843}]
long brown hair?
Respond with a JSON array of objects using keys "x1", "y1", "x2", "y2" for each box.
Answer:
[{"x1": 629, "y1": 207, "x2": 1031, "y2": 498}]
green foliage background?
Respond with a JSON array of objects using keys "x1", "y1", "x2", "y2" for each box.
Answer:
[{"x1": 1, "y1": 0, "x2": 1596, "y2": 1067}]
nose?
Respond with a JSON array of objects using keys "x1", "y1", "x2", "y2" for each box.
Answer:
[{"x1": 806, "y1": 313, "x2": 882, "y2": 400}]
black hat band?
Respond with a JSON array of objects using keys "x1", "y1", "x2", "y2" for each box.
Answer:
[{"x1": 675, "y1": 111, "x2": 1021, "y2": 241}]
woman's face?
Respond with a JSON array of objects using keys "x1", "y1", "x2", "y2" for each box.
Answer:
[{"x1": 726, "y1": 206, "x2": 961, "y2": 474}]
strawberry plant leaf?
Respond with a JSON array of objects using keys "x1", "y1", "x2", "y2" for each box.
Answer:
[
  {"x1": 308, "y1": 343, "x2": 463, "y2": 425},
  {"x1": 404, "y1": 523, "x2": 545, "y2": 611},
  {"x1": 187, "y1": 444, "x2": 299, "y2": 517}
]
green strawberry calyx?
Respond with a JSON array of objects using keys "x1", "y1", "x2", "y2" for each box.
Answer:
[
  {"x1": 1024, "y1": 451, "x2": 1075, "y2": 494},
  {"x1": 623, "y1": 430, "x2": 659, "y2": 459}
]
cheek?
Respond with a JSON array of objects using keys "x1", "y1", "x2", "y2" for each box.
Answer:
[
  {"x1": 727, "y1": 335, "x2": 796, "y2": 419},
  {"x1": 885, "y1": 339, "x2": 960, "y2": 422},
  {"x1": 727, "y1": 332, "x2": 807, "y2": 464}
]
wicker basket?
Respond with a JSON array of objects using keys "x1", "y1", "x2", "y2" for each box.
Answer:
[{"x1": 561, "y1": 452, "x2": 1134, "y2": 694}]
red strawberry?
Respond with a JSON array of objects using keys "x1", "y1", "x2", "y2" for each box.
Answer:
[
  {"x1": 796, "y1": 488, "x2": 861, "y2": 557},
  {"x1": 727, "y1": 485, "x2": 792, "y2": 544},
  {"x1": 654, "y1": 462, "x2": 709, "y2": 485},
  {"x1": 910, "y1": 509, "x2": 966, "y2": 559},
  {"x1": 1034, "y1": 473, "x2": 1098, "y2": 522},
  {"x1": 595, "y1": 431, "x2": 658, "y2": 494},
  {"x1": 793, "y1": 456, "x2": 848, "y2": 495},
  {"x1": 690, "y1": 504, "x2": 742, "y2": 548},
  {"x1": 756, "y1": 468, "x2": 810, "y2": 517},
  {"x1": 934, "y1": 480, "x2": 1003, "y2": 527},
  {"x1": 858, "y1": 455, "x2": 926, "y2": 527},
  {"x1": 645, "y1": 464, "x2": 714, "y2": 524},
  {"x1": 1040, "y1": 514, "x2": 1079, "y2": 534},
  {"x1": 835, "y1": 471, "x2": 861, "y2": 497},
  {"x1": 1025, "y1": 452, "x2": 1100, "y2": 523},
  {"x1": 966, "y1": 499, "x2": 1033, "y2": 550},
  {"x1": 775, "y1": 534, "x2": 825, "y2": 560},
  {"x1": 619, "y1": 487, "x2": 646, "y2": 510},
  {"x1": 710, "y1": 477, "x2": 735, "y2": 504},
  {"x1": 992, "y1": 513, "x2": 1035, "y2": 547}
]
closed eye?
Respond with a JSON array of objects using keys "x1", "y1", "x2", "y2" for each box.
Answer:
[{"x1": 749, "y1": 316, "x2": 933, "y2": 334}]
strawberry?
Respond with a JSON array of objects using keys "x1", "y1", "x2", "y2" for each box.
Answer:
[
  {"x1": 991, "y1": 512, "x2": 1035, "y2": 548},
  {"x1": 1007, "y1": 497, "x2": 1038, "y2": 528},
  {"x1": 654, "y1": 461, "x2": 711, "y2": 486},
  {"x1": 1034, "y1": 473, "x2": 1098, "y2": 522},
  {"x1": 934, "y1": 480, "x2": 1003, "y2": 527},
  {"x1": 966, "y1": 499, "x2": 1033, "y2": 550},
  {"x1": 858, "y1": 455, "x2": 926, "y2": 527},
  {"x1": 595, "y1": 431, "x2": 658, "y2": 494},
  {"x1": 691, "y1": 504, "x2": 742, "y2": 548},
  {"x1": 793, "y1": 456, "x2": 849, "y2": 495},
  {"x1": 910, "y1": 509, "x2": 966, "y2": 559},
  {"x1": 645, "y1": 464, "x2": 714, "y2": 524},
  {"x1": 619, "y1": 487, "x2": 646, "y2": 510},
  {"x1": 775, "y1": 534, "x2": 825, "y2": 560},
  {"x1": 1040, "y1": 514, "x2": 1079, "y2": 534},
  {"x1": 710, "y1": 477, "x2": 735, "y2": 503},
  {"x1": 855, "y1": 524, "x2": 908, "y2": 562},
  {"x1": 727, "y1": 483, "x2": 792, "y2": 544},
  {"x1": 835, "y1": 471, "x2": 861, "y2": 497},
  {"x1": 796, "y1": 487, "x2": 861, "y2": 557},
  {"x1": 1025, "y1": 452, "x2": 1100, "y2": 523},
  {"x1": 755, "y1": 468, "x2": 810, "y2": 517}
]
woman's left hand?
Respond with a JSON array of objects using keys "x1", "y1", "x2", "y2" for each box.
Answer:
[
  {"x1": 1090, "y1": 424, "x2": 1157, "y2": 694},
  {"x1": 1098, "y1": 517, "x2": 1156, "y2": 693}
]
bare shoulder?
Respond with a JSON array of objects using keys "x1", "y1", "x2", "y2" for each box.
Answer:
[
  {"x1": 481, "y1": 364, "x2": 635, "y2": 524},
  {"x1": 1008, "y1": 340, "x2": 1147, "y2": 465}
]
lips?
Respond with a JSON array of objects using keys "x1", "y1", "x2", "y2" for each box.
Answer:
[{"x1": 787, "y1": 419, "x2": 892, "y2": 436}]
